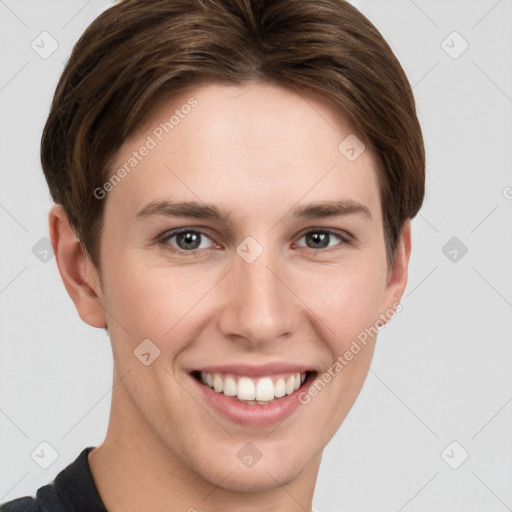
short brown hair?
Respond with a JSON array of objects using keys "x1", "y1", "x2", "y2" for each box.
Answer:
[{"x1": 41, "y1": 0, "x2": 425, "y2": 272}]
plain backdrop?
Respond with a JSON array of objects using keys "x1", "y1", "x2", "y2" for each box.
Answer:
[{"x1": 0, "y1": 1, "x2": 511, "y2": 511}]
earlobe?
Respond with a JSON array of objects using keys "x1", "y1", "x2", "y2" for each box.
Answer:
[{"x1": 48, "y1": 205, "x2": 108, "y2": 329}]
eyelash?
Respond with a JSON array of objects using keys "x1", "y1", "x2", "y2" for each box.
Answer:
[{"x1": 157, "y1": 227, "x2": 353, "y2": 257}]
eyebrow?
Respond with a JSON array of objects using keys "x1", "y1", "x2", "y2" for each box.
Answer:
[
  {"x1": 135, "y1": 199, "x2": 372, "y2": 222},
  {"x1": 293, "y1": 200, "x2": 372, "y2": 220}
]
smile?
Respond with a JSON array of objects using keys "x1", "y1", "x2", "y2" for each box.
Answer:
[
  {"x1": 189, "y1": 366, "x2": 317, "y2": 427},
  {"x1": 198, "y1": 371, "x2": 307, "y2": 404}
]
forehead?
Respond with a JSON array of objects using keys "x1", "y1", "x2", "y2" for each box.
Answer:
[{"x1": 104, "y1": 80, "x2": 382, "y2": 223}]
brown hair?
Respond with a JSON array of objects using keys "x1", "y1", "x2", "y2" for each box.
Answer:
[{"x1": 41, "y1": 0, "x2": 425, "y2": 272}]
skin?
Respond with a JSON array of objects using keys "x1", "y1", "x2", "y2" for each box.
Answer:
[{"x1": 49, "y1": 80, "x2": 411, "y2": 512}]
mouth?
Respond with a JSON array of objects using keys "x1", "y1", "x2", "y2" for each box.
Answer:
[
  {"x1": 188, "y1": 366, "x2": 318, "y2": 427},
  {"x1": 190, "y1": 370, "x2": 314, "y2": 404}
]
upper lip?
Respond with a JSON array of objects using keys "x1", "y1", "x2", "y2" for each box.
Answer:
[{"x1": 190, "y1": 362, "x2": 315, "y2": 378}]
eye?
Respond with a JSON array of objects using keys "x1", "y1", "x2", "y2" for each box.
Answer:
[
  {"x1": 295, "y1": 229, "x2": 351, "y2": 252},
  {"x1": 159, "y1": 228, "x2": 217, "y2": 254},
  {"x1": 158, "y1": 227, "x2": 353, "y2": 257}
]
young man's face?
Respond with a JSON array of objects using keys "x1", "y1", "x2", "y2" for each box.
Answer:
[{"x1": 58, "y1": 80, "x2": 410, "y2": 492}]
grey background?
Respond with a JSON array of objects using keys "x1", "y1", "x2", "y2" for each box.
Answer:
[{"x1": 1, "y1": 1, "x2": 511, "y2": 510}]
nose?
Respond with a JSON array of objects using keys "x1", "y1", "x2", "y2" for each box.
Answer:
[{"x1": 217, "y1": 239, "x2": 300, "y2": 347}]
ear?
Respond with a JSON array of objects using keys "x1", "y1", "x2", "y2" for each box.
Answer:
[
  {"x1": 48, "y1": 204, "x2": 107, "y2": 329},
  {"x1": 380, "y1": 218, "x2": 412, "y2": 319}
]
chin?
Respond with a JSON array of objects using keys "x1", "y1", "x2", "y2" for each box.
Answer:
[
  {"x1": 212, "y1": 463, "x2": 305, "y2": 493},
  {"x1": 191, "y1": 441, "x2": 315, "y2": 494}
]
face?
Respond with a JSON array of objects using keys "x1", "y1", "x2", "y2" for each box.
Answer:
[{"x1": 76, "y1": 80, "x2": 409, "y2": 492}]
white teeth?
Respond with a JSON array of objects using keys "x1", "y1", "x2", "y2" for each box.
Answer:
[
  {"x1": 223, "y1": 375, "x2": 237, "y2": 396},
  {"x1": 213, "y1": 373, "x2": 223, "y2": 393},
  {"x1": 198, "y1": 371, "x2": 308, "y2": 403},
  {"x1": 285, "y1": 375, "x2": 295, "y2": 395},
  {"x1": 274, "y1": 378, "x2": 286, "y2": 398},
  {"x1": 256, "y1": 377, "x2": 275, "y2": 401},
  {"x1": 237, "y1": 377, "x2": 256, "y2": 400}
]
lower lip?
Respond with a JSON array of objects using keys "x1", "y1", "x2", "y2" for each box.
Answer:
[{"x1": 190, "y1": 373, "x2": 315, "y2": 427}]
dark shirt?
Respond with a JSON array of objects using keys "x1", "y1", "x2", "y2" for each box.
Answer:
[{"x1": 0, "y1": 447, "x2": 108, "y2": 512}]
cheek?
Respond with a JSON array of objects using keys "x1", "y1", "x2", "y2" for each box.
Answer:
[
  {"x1": 100, "y1": 257, "x2": 213, "y2": 355},
  {"x1": 305, "y1": 260, "x2": 387, "y2": 349}
]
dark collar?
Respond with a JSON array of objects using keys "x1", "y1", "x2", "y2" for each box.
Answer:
[{"x1": 47, "y1": 446, "x2": 108, "y2": 512}]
